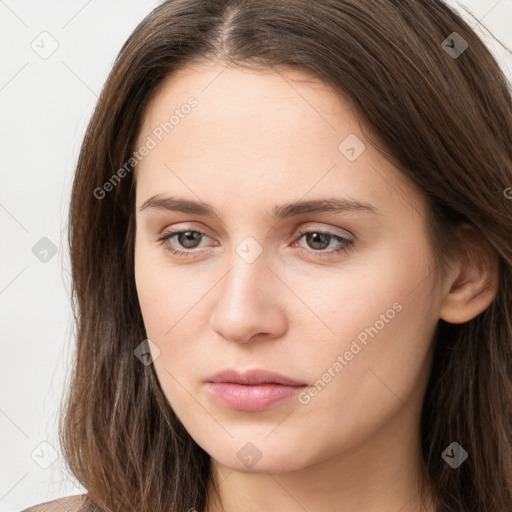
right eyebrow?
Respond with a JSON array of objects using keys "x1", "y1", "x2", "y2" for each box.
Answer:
[{"x1": 139, "y1": 195, "x2": 217, "y2": 216}]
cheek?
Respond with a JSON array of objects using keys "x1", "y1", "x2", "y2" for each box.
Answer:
[
  {"x1": 134, "y1": 240, "x2": 199, "y2": 338},
  {"x1": 300, "y1": 243, "x2": 431, "y2": 351},
  {"x1": 298, "y1": 238, "x2": 437, "y2": 399},
  {"x1": 134, "y1": 244, "x2": 214, "y2": 393},
  {"x1": 286, "y1": 270, "x2": 437, "y2": 462},
  {"x1": 134, "y1": 261, "x2": 170, "y2": 338}
]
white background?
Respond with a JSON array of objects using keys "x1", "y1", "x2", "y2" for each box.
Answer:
[{"x1": 0, "y1": 1, "x2": 511, "y2": 510}]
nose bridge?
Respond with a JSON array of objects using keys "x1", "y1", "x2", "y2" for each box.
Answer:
[
  {"x1": 220, "y1": 237, "x2": 269, "y2": 310},
  {"x1": 209, "y1": 235, "x2": 286, "y2": 342}
]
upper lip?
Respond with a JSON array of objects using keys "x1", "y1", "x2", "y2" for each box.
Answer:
[{"x1": 207, "y1": 368, "x2": 306, "y2": 386}]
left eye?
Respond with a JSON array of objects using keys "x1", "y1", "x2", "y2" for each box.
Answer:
[{"x1": 157, "y1": 228, "x2": 353, "y2": 259}]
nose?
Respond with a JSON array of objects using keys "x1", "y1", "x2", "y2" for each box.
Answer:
[{"x1": 208, "y1": 247, "x2": 288, "y2": 344}]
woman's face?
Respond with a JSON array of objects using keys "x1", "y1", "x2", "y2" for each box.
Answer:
[{"x1": 133, "y1": 62, "x2": 450, "y2": 473}]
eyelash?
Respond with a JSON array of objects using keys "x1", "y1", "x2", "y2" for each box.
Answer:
[{"x1": 157, "y1": 226, "x2": 353, "y2": 260}]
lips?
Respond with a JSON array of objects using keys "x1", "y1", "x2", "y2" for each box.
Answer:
[
  {"x1": 206, "y1": 368, "x2": 306, "y2": 386},
  {"x1": 205, "y1": 368, "x2": 308, "y2": 412}
]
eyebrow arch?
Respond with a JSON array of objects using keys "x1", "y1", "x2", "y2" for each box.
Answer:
[{"x1": 139, "y1": 194, "x2": 378, "y2": 218}]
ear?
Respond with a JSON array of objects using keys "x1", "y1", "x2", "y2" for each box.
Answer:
[{"x1": 439, "y1": 224, "x2": 499, "y2": 324}]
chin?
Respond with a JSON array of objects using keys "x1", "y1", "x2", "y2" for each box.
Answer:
[{"x1": 198, "y1": 433, "x2": 319, "y2": 474}]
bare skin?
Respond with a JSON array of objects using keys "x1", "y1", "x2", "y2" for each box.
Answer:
[{"x1": 133, "y1": 61, "x2": 498, "y2": 512}]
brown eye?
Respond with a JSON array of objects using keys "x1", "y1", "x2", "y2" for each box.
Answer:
[
  {"x1": 175, "y1": 231, "x2": 203, "y2": 249},
  {"x1": 157, "y1": 229, "x2": 212, "y2": 257},
  {"x1": 294, "y1": 228, "x2": 354, "y2": 259},
  {"x1": 303, "y1": 232, "x2": 332, "y2": 250}
]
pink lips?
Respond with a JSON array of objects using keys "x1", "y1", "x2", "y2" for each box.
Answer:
[{"x1": 206, "y1": 369, "x2": 307, "y2": 412}]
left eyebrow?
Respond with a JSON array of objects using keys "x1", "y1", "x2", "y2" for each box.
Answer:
[
  {"x1": 272, "y1": 197, "x2": 378, "y2": 218},
  {"x1": 138, "y1": 194, "x2": 378, "y2": 218}
]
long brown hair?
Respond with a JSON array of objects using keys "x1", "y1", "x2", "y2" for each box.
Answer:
[{"x1": 62, "y1": 1, "x2": 512, "y2": 510}]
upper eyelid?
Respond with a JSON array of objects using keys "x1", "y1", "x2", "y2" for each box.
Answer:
[{"x1": 295, "y1": 224, "x2": 353, "y2": 239}]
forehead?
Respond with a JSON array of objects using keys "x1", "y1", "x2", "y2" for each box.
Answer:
[
  {"x1": 133, "y1": 62, "x2": 425, "y2": 219},
  {"x1": 136, "y1": 62, "x2": 354, "y2": 161},
  {"x1": 140, "y1": 61, "x2": 348, "y2": 127}
]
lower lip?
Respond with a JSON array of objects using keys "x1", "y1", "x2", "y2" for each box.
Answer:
[{"x1": 206, "y1": 382, "x2": 307, "y2": 412}]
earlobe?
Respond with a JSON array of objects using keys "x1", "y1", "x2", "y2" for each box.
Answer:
[{"x1": 439, "y1": 230, "x2": 499, "y2": 325}]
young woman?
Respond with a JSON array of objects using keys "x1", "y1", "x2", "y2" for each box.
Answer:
[{"x1": 23, "y1": 0, "x2": 512, "y2": 511}]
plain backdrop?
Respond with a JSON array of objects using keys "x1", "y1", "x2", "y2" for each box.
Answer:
[{"x1": 0, "y1": 1, "x2": 511, "y2": 510}]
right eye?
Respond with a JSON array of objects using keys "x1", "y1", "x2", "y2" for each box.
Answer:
[{"x1": 157, "y1": 229, "x2": 214, "y2": 257}]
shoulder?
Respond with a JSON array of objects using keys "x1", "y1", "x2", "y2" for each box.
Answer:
[{"x1": 21, "y1": 494, "x2": 90, "y2": 512}]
